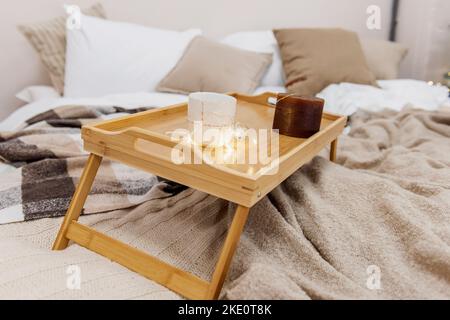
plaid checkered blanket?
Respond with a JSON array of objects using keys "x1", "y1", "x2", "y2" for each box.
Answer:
[{"x1": 0, "y1": 105, "x2": 184, "y2": 224}]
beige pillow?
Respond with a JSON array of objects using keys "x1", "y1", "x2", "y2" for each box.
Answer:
[
  {"x1": 360, "y1": 38, "x2": 408, "y2": 80},
  {"x1": 18, "y1": 3, "x2": 106, "y2": 94},
  {"x1": 273, "y1": 28, "x2": 378, "y2": 96},
  {"x1": 157, "y1": 36, "x2": 272, "y2": 94}
]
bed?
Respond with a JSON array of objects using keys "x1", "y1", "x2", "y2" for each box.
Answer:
[{"x1": 0, "y1": 2, "x2": 449, "y2": 300}]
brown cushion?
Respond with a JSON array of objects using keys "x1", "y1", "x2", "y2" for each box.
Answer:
[
  {"x1": 157, "y1": 36, "x2": 272, "y2": 94},
  {"x1": 273, "y1": 28, "x2": 378, "y2": 96},
  {"x1": 18, "y1": 3, "x2": 106, "y2": 94},
  {"x1": 360, "y1": 38, "x2": 408, "y2": 79}
]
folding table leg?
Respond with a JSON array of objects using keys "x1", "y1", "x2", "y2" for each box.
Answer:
[
  {"x1": 53, "y1": 156, "x2": 249, "y2": 300},
  {"x1": 330, "y1": 138, "x2": 338, "y2": 162},
  {"x1": 207, "y1": 205, "x2": 250, "y2": 299},
  {"x1": 52, "y1": 153, "x2": 103, "y2": 250}
]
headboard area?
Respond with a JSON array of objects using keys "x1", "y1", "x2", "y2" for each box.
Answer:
[{"x1": 0, "y1": 0, "x2": 392, "y2": 120}]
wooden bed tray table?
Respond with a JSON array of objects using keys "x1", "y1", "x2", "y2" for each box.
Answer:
[{"x1": 53, "y1": 92, "x2": 347, "y2": 300}]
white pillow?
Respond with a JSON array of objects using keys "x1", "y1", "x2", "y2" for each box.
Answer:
[
  {"x1": 222, "y1": 31, "x2": 285, "y2": 87},
  {"x1": 64, "y1": 15, "x2": 201, "y2": 98},
  {"x1": 16, "y1": 86, "x2": 61, "y2": 103}
]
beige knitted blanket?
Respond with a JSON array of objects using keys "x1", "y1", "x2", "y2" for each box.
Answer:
[{"x1": 0, "y1": 107, "x2": 449, "y2": 299}]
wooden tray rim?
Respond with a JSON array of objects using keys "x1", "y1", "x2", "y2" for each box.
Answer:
[{"x1": 82, "y1": 92, "x2": 347, "y2": 181}]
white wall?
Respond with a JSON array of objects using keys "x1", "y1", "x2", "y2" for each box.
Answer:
[{"x1": 397, "y1": 0, "x2": 450, "y2": 81}]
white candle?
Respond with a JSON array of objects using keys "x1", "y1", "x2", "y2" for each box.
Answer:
[{"x1": 188, "y1": 92, "x2": 237, "y2": 129}]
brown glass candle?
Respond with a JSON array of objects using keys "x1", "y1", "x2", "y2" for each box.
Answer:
[{"x1": 272, "y1": 94, "x2": 324, "y2": 138}]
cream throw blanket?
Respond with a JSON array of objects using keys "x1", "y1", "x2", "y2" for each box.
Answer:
[{"x1": 0, "y1": 107, "x2": 449, "y2": 299}]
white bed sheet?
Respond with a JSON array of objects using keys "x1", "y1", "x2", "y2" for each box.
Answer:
[
  {"x1": 255, "y1": 80, "x2": 449, "y2": 117},
  {"x1": 1, "y1": 80, "x2": 448, "y2": 132},
  {"x1": 318, "y1": 79, "x2": 449, "y2": 115},
  {"x1": 0, "y1": 92, "x2": 188, "y2": 131}
]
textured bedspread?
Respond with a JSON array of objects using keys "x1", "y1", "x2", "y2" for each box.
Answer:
[
  {"x1": 0, "y1": 106, "x2": 449, "y2": 299},
  {"x1": 0, "y1": 105, "x2": 184, "y2": 224}
]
